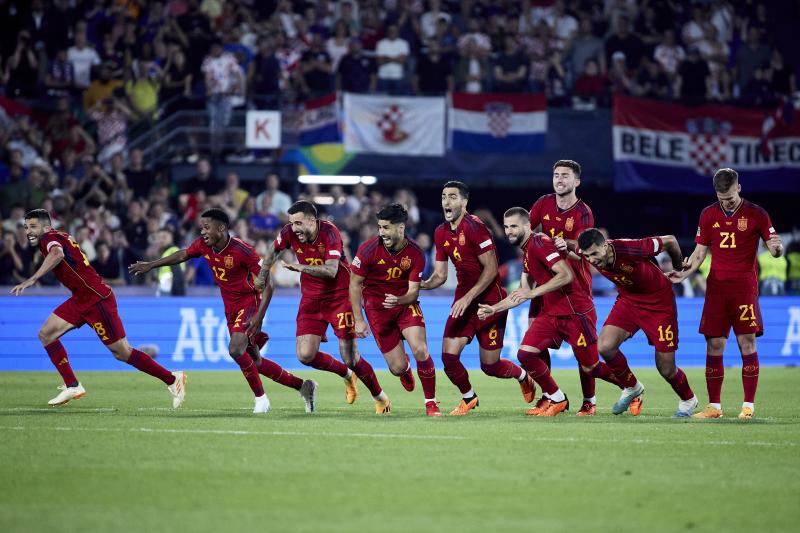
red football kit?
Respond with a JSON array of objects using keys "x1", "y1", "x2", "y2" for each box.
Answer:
[
  {"x1": 695, "y1": 199, "x2": 775, "y2": 337},
  {"x1": 529, "y1": 194, "x2": 594, "y2": 318},
  {"x1": 351, "y1": 236, "x2": 427, "y2": 353},
  {"x1": 521, "y1": 233, "x2": 599, "y2": 367},
  {"x1": 594, "y1": 237, "x2": 679, "y2": 353},
  {"x1": 274, "y1": 220, "x2": 355, "y2": 340},
  {"x1": 434, "y1": 213, "x2": 507, "y2": 350},
  {"x1": 40, "y1": 230, "x2": 124, "y2": 345}
]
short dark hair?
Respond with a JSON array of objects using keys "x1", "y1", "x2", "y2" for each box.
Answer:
[
  {"x1": 553, "y1": 159, "x2": 582, "y2": 177},
  {"x1": 201, "y1": 207, "x2": 230, "y2": 227},
  {"x1": 503, "y1": 207, "x2": 529, "y2": 220},
  {"x1": 442, "y1": 180, "x2": 469, "y2": 199},
  {"x1": 376, "y1": 203, "x2": 408, "y2": 224},
  {"x1": 713, "y1": 168, "x2": 738, "y2": 192},
  {"x1": 24, "y1": 209, "x2": 51, "y2": 225},
  {"x1": 287, "y1": 200, "x2": 318, "y2": 218},
  {"x1": 577, "y1": 228, "x2": 606, "y2": 250}
]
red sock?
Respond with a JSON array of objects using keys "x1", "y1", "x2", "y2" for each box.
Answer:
[
  {"x1": 45, "y1": 340, "x2": 78, "y2": 387},
  {"x1": 307, "y1": 351, "x2": 349, "y2": 378},
  {"x1": 579, "y1": 368, "x2": 596, "y2": 398},
  {"x1": 705, "y1": 354, "x2": 724, "y2": 404},
  {"x1": 416, "y1": 356, "x2": 437, "y2": 400},
  {"x1": 257, "y1": 358, "x2": 303, "y2": 390},
  {"x1": 742, "y1": 353, "x2": 759, "y2": 403},
  {"x1": 590, "y1": 361, "x2": 623, "y2": 389},
  {"x1": 540, "y1": 349, "x2": 552, "y2": 370},
  {"x1": 352, "y1": 357, "x2": 382, "y2": 396},
  {"x1": 233, "y1": 354, "x2": 264, "y2": 396},
  {"x1": 604, "y1": 350, "x2": 638, "y2": 388},
  {"x1": 441, "y1": 353, "x2": 473, "y2": 394},
  {"x1": 480, "y1": 359, "x2": 524, "y2": 379},
  {"x1": 127, "y1": 349, "x2": 175, "y2": 385},
  {"x1": 667, "y1": 368, "x2": 694, "y2": 401},
  {"x1": 517, "y1": 351, "x2": 558, "y2": 395}
]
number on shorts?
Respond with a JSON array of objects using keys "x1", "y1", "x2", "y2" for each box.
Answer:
[
  {"x1": 92, "y1": 321, "x2": 109, "y2": 340},
  {"x1": 739, "y1": 304, "x2": 756, "y2": 321},
  {"x1": 452, "y1": 248, "x2": 462, "y2": 262},
  {"x1": 409, "y1": 303, "x2": 423, "y2": 318},
  {"x1": 719, "y1": 232, "x2": 737, "y2": 248},
  {"x1": 576, "y1": 333, "x2": 587, "y2": 347},
  {"x1": 488, "y1": 325, "x2": 498, "y2": 340},
  {"x1": 67, "y1": 238, "x2": 90, "y2": 266},
  {"x1": 211, "y1": 266, "x2": 227, "y2": 281},
  {"x1": 657, "y1": 325, "x2": 674, "y2": 342},
  {"x1": 385, "y1": 267, "x2": 402, "y2": 280},
  {"x1": 234, "y1": 308, "x2": 245, "y2": 328},
  {"x1": 612, "y1": 275, "x2": 634, "y2": 286},
  {"x1": 337, "y1": 311, "x2": 354, "y2": 329},
  {"x1": 305, "y1": 258, "x2": 324, "y2": 266}
]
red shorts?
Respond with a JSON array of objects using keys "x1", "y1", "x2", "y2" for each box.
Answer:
[
  {"x1": 297, "y1": 294, "x2": 356, "y2": 340},
  {"x1": 700, "y1": 280, "x2": 763, "y2": 338},
  {"x1": 522, "y1": 309, "x2": 598, "y2": 367},
  {"x1": 443, "y1": 286, "x2": 507, "y2": 351},
  {"x1": 604, "y1": 296, "x2": 679, "y2": 353},
  {"x1": 223, "y1": 293, "x2": 265, "y2": 347},
  {"x1": 54, "y1": 293, "x2": 126, "y2": 346},
  {"x1": 365, "y1": 303, "x2": 426, "y2": 353}
]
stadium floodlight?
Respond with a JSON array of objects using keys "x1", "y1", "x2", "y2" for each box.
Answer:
[{"x1": 298, "y1": 175, "x2": 378, "y2": 185}]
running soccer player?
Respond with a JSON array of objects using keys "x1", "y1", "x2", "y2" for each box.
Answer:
[
  {"x1": 529, "y1": 159, "x2": 599, "y2": 414},
  {"x1": 11, "y1": 209, "x2": 186, "y2": 408},
  {"x1": 669, "y1": 168, "x2": 783, "y2": 419},
  {"x1": 349, "y1": 203, "x2": 440, "y2": 416},
  {"x1": 130, "y1": 208, "x2": 315, "y2": 414},
  {"x1": 421, "y1": 181, "x2": 535, "y2": 416},
  {"x1": 503, "y1": 207, "x2": 621, "y2": 416},
  {"x1": 253, "y1": 201, "x2": 390, "y2": 414},
  {"x1": 577, "y1": 229, "x2": 698, "y2": 417}
]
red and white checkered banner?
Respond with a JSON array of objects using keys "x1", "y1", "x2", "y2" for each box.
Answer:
[{"x1": 612, "y1": 96, "x2": 800, "y2": 193}]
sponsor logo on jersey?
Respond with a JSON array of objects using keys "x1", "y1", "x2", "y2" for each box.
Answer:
[
  {"x1": 377, "y1": 259, "x2": 386, "y2": 265},
  {"x1": 224, "y1": 256, "x2": 234, "y2": 269},
  {"x1": 712, "y1": 222, "x2": 720, "y2": 228},
  {"x1": 443, "y1": 240, "x2": 450, "y2": 247},
  {"x1": 738, "y1": 217, "x2": 748, "y2": 231},
  {"x1": 296, "y1": 248, "x2": 303, "y2": 254},
  {"x1": 543, "y1": 214, "x2": 550, "y2": 221}
]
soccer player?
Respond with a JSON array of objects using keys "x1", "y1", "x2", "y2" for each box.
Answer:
[
  {"x1": 253, "y1": 201, "x2": 390, "y2": 414},
  {"x1": 503, "y1": 208, "x2": 621, "y2": 416},
  {"x1": 11, "y1": 209, "x2": 186, "y2": 408},
  {"x1": 349, "y1": 203, "x2": 440, "y2": 416},
  {"x1": 577, "y1": 229, "x2": 699, "y2": 417},
  {"x1": 529, "y1": 159, "x2": 599, "y2": 414},
  {"x1": 130, "y1": 208, "x2": 315, "y2": 414},
  {"x1": 669, "y1": 168, "x2": 783, "y2": 419},
  {"x1": 421, "y1": 181, "x2": 535, "y2": 416}
]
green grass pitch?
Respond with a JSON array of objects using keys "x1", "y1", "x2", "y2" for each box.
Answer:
[{"x1": 2, "y1": 368, "x2": 799, "y2": 533}]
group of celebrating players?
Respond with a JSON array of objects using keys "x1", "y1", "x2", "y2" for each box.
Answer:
[{"x1": 11, "y1": 160, "x2": 784, "y2": 420}]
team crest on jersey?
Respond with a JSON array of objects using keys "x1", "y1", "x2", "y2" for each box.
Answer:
[
  {"x1": 400, "y1": 256, "x2": 412, "y2": 270},
  {"x1": 565, "y1": 217, "x2": 574, "y2": 231},
  {"x1": 621, "y1": 264, "x2": 634, "y2": 273},
  {"x1": 224, "y1": 255, "x2": 234, "y2": 269},
  {"x1": 458, "y1": 232, "x2": 465, "y2": 246},
  {"x1": 318, "y1": 244, "x2": 326, "y2": 255},
  {"x1": 737, "y1": 217, "x2": 748, "y2": 231}
]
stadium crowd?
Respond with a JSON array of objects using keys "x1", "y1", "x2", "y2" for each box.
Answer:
[{"x1": 0, "y1": 1, "x2": 798, "y2": 294}]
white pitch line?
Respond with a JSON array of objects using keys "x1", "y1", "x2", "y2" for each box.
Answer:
[
  {"x1": 507, "y1": 435, "x2": 798, "y2": 448},
  {"x1": 0, "y1": 407, "x2": 118, "y2": 413}
]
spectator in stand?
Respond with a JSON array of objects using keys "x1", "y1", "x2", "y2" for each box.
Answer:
[
  {"x1": 458, "y1": 18, "x2": 491, "y2": 59},
  {"x1": 734, "y1": 27, "x2": 771, "y2": 97},
  {"x1": 326, "y1": 19, "x2": 351, "y2": 71},
  {"x1": 653, "y1": 29, "x2": 685, "y2": 79},
  {"x1": 67, "y1": 29, "x2": 101, "y2": 91},
  {"x1": 682, "y1": 6, "x2": 708, "y2": 49},
  {"x1": 635, "y1": 59, "x2": 671, "y2": 100},
  {"x1": 126, "y1": 60, "x2": 162, "y2": 121},
  {"x1": 250, "y1": 37, "x2": 281, "y2": 109},
  {"x1": 88, "y1": 97, "x2": 134, "y2": 165},
  {"x1": 676, "y1": 47, "x2": 710, "y2": 106},
  {"x1": 635, "y1": 5, "x2": 663, "y2": 54},
  {"x1": 494, "y1": 35, "x2": 528, "y2": 93},
  {"x1": 414, "y1": 41, "x2": 452, "y2": 95},
  {"x1": 255, "y1": 173, "x2": 291, "y2": 222},
  {"x1": 161, "y1": 47, "x2": 194, "y2": 116},
  {"x1": 0, "y1": 230, "x2": 24, "y2": 285},
  {"x1": 569, "y1": 17, "x2": 606, "y2": 82},
  {"x1": 299, "y1": 33, "x2": 334, "y2": 98},
  {"x1": 91, "y1": 240, "x2": 125, "y2": 286},
  {"x1": 421, "y1": 0, "x2": 451, "y2": 40},
  {"x1": 202, "y1": 39, "x2": 243, "y2": 156},
  {"x1": 375, "y1": 24, "x2": 410, "y2": 95},
  {"x1": 453, "y1": 40, "x2": 490, "y2": 93},
  {"x1": 45, "y1": 49, "x2": 76, "y2": 99},
  {"x1": 768, "y1": 50, "x2": 796, "y2": 98},
  {"x1": 337, "y1": 37, "x2": 375, "y2": 93},
  {"x1": 5, "y1": 31, "x2": 39, "y2": 99},
  {"x1": 608, "y1": 51, "x2": 634, "y2": 95},
  {"x1": 214, "y1": 172, "x2": 249, "y2": 221},
  {"x1": 548, "y1": 0, "x2": 579, "y2": 51},
  {"x1": 126, "y1": 148, "x2": 155, "y2": 200},
  {"x1": 573, "y1": 58, "x2": 608, "y2": 108},
  {"x1": 698, "y1": 25, "x2": 731, "y2": 102},
  {"x1": 180, "y1": 157, "x2": 220, "y2": 195},
  {"x1": 84, "y1": 63, "x2": 123, "y2": 111},
  {"x1": 605, "y1": 16, "x2": 643, "y2": 71},
  {"x1": 246, "y1": 196, "x2": 281, "y2": 240}
]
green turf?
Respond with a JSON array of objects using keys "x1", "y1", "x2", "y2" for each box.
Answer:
[{"x1": 1, "y1": 368, "x2": 799, "y2": 533}]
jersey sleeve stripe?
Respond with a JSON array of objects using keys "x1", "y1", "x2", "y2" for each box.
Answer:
[
  {"x1": 479, "y1": 239, "x2": 492, "y2": 249},
  {"x1": 545, "y1": 252, "x2": 560, "y2": 261},
  {"x1": 46, "y1": 241, "x2": 63, "y2": 252},
  {"x1": 652, "y1": 238, "x2": 660, "y2": 252}
]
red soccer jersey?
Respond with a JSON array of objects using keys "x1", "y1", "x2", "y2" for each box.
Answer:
[
  {"x1": 351, "y1": 236, "x2": 426, "y2": 310},
  {"x1": 524, "y1": 233, "x2": 592, "y2": 316},
  {"x1": 595, "y1": 237, "x2": 673, "y2": 308},
  {"x1": 695, "y1": 199, "x2": 775, "y2": 284},
  {"x1": 274, "y1": 220, "x2": 350, "y2": 298},
  {"x1": 38, "y1": 230, "x2": 112, "y2": 307},
  {"x1": 434, "y1": 213, "x2": 501, "y2": 300},
  {"x1": 186, "y1": 236, "x2": 260, "y2": 301},
  {"x1": 529, "y1": 193, "x2": 594, "y2": 297}
]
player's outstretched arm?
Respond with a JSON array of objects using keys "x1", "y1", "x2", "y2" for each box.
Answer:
[
  {"x1": 555, "y1": 237, "x2": 581, "y2": 260},
  {"x1": 10, "y1": 246, "x2": 64, "y2": 295},
  {"x1": 668, "y1": 243, "x2": 707, "y2": 283},
  {"x1": 660, "y1": 235, "x2": 684, "y2": 270},
  {"x1": 283, "y1": 258, "x2": 339, "y2": 278},
  {"x1": 388, "y1": 280, "x2": 421, "y2": 308},
  {"x1": 349, "y1": 273, "x2": 369, "y2": 338},
  {"x1": 129, "y1": 249, "x2": 189, "y2": 275},
  {"x1": 255, "y1": 241, "x2": 278, "y2": 290},
  {"x1": 246, "y1": 271, "x2": 274, "y2": 338},
  {"x1": 420, "y1": 260, "x2": 448, "y2": 290}
]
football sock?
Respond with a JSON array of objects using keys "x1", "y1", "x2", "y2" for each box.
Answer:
[
  {"x1": 127, "y1": 349, "x2": 175, "y2": 385},
  {"x1": 352, "y1": 356, "x2": 383, "y2": 396},
  {"x1": 416, "y1": 356, "x2": 437, "y2": 401},
  {"x1": 45, "y1": 340, "x2": 79, "y2": 388},
  {"x1": 442, "y1": 352, "x2": 473, "y2": 394},
  {"x1": 307, "y1": 351, "x2": 349, "y2": 378},
  {"x1": 585, "y1": 395, "x2": 597, "y2": 405},
  {"x1": 705, "y1": 354, "x2": 724, "y2": 404},
  {"x1": 232, "y1": 353, "x2": 264, "y2": 396},
  {"x1": 517, "y1": 367, "x2": 527, "y2": 382},
  {"x1": 667, "y1": 368, "x2": 694, "y2": 401},
  {"x1": 579, "y1": 368, "x2": 596, "y2": 399},
  {"x1": 741, "y1": 352, "x2": 759, "y2": 403},
  {"x1": 256, "y1": 357, "x2": 303, "y2": 390},
  {"x1": 517, "y1": 350, "x2": 558, "y2": 395},
  {"x1": 480, "y1": 359, "x2": 524, "y2": 379},
  {"x1": 604, "y1": 350, "x2": 638, "y2": 388},
  {"x1": 462, "y1": 389, "x2": 476, "y2": 400},
  {"x1": 549, "y1": 389, "x2": 566, "y2": 403},
  {"x1": 591, "y1": 361, "x2": 623, "y2": 388}
]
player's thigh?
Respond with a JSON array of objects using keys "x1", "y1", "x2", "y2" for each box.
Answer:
[
  {"x1": 562, "y1": 315, "x2": 599, "y2": 368},
  {"x1": 296, "y1": 298, "x2": 328, "y2": 338},
  {"x1": 296, "y1": 334, "x2": 322, "y2": 361},
  {"x1": 381, "y1": 342, "x2": 409, "y2": 375},
  {"x1": 324, "y1": 299, "x2": 357, "y2": 340},
  {"x1": 521, "y1": 315, "x2": 560, "y2": 353},
  {"x1": 474, "y1": 310, "x2": 507, "y2": 351},
  {"x1": 228, "y1": 331, "x2": 250, "y2": 358},
  {"x1": 597, "y1": 324, "x2": 630, "y2": 355},
  {"x1": 401, "y1": 325, "x2": 429, "y2": 361},
  {"x1": 39, "y1": 312, "x2": 79, "y2": 345},
  {"x1": 638, "y1": 307, "x2": 679, "y2": 353},
  {"x1": 442, "y1": 312, "x2": 474, "y2": 354},
  {"x1": 735, "y1": 333, "x2": 757, "y2": 355},
  {"x1": 84, "y1": 295, "x2": 127, "y2": 347}
]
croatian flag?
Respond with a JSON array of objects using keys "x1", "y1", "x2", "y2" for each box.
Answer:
[
  {"x1": 448, "y1": 93, "x2": 547, "y2": 153},
  {"x1": 299, "y1": 93, "x2": 341, "y2": 146}
]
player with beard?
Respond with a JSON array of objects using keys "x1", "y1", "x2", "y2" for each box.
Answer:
[
  {"x1": 253, "y1": 201, "x2": 390, "y2": 414},
  {"x1": 131, "y1": 208, "x2": 316, "y2": 414},
  {"x1": 422, "y1": 181, "x2": 535, "y2": 416}
]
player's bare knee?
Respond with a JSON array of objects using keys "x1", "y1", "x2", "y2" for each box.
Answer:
[
  {"x1": 109, "y1": 344, "x2": 131, "y2": 361},
  {"x1": 388, "y1": 360, "x2": 406, "y2": 375},
  {"x1": 297, "y1": 349, "x2": 315, "y2": 364},
  {"x1": 580, "y1": 362, "x2": 598, "y2": 373},
  {"x1": 229, "y1": 343, "x2": 247, "y2": 360},
  {"x1": 597, "y1": 340, "x2": 618, "y2": 358},
  {"x1": 411, "y1": 344, "x2": 428, "y2": 361},
  {"x1": 736, "y1": 335, "x2": 756, "y2": 355},
  {"x1": 38, "y1": 328, "x2": 54, "y2": 346},
  {"x1": 655, "y1": 359, "x2": 675, "y2": 379}
]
